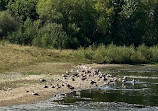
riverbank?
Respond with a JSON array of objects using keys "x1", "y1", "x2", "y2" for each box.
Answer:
[{"x1": 0, "y1": 65, "x2": 116, "y2": 107}]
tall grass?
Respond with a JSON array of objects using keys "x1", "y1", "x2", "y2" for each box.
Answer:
[
  {"x1": 0, "y1": 42, "x2": 158, "y2": 73},
  {"x1": 74, "y1": 44, "x2": 158, "y2": 64}
]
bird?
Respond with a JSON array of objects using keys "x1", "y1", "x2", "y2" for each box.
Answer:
[
  {"x1": 32, "y1": 92, "x2": 39, "y2": 96},
  {"x1": 43, "y1": 85, "x2": 48, "y2": 88},
  {"x1": 72, "y1": 77, "x2": 75, "y2": 81},
  {"x1": 132, "y1": 79, "x2": 136, "y2": 83},
  {"x1": 51, "y1": 86, "x2": 55, "y2": 88},
  {"x1": 81, "y1": 76, "x2": 87, "y2": 81},
  {"x1": 90, "y1": 80, "x2": 96, "y2": 85},
  {"x1": 66, "y1": 84, "x2": 74, "y2": 90},
  {"x1": 122, "y1": 79, "x2": 126, "y2": 83},
  {"x1": 122, "y1": 76, "x2": 128, "y2": 83},
  {"x1": 26, "y1": 90, "x2": 29, "y2": 93},
  {"x1": 39, "y1": 78, "x2": 46, "y2": 82},
  {"x1": 123, "y1": 76, "x2": 128, "y2": 81}
]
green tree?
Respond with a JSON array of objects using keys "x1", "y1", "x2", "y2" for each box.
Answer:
[
  {"x1": 37, "y1": 0, "x2": 97, "y2": 48},
  {"x1": 120, "y1": 0, "x2": 142, "y2": 46},
  {"x1": 108, "y1": 0, "x2": 125, "y2": 45},
  {"x1": 36, "y1": 0, "x2": 63, "y2": 23},
  {"x1": 7, "y1": 18, "x2": 38, "y2": 45},
  {"x1": 0, "y1": 0, "x2": 7, "y2": 11},
  {"x1": 7, "y1": 0, "x2": 39, "y2": 21},
  {"x1": 0, "y1": 11, "x2": 18, "y2": 38},
  {"x1": 141, "y1": 0, "x2": 158, "y2": 46},
  {"x1": 33, "y1": 23, "x2": 68, "y2": 49},
  {"x1": 94, "y1": 0, "x2": 113, "y2": 44}
]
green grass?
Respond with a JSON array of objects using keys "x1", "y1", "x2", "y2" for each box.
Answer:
[{"x1": 1, "y1": 41, "x2": 158, "y2": 73}]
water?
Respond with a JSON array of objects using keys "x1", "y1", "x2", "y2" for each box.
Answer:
[{"x1": 1, "y1": 65, "x2": 158, "y2": 111}]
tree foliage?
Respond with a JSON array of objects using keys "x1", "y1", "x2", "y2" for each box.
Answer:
[
  {"x1": 0, "y1": 0, "x2": 157, "y2": 49},
  {"x1": 0, "y1": 11, "x2": 18, "y2": 38}
]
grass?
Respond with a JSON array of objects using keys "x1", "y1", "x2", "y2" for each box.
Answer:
[
  {"x1": 1, "y1": 42, "x2": 158, "y2": 73},
  {"x1": 0, "y1": 41, "x2": 90, "y2": 73}
]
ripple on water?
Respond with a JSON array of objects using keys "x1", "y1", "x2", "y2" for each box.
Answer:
[
  {"x1": 120, "y1": 76, "x2": 158, "y2": 79},
  {"x1": 2, "y1": 101, "x2": 158, "y2": 111}
]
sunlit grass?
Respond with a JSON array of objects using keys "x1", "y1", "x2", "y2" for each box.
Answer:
[{"x1": 1, "y1": 41, "x2": 158, "y2": 73}]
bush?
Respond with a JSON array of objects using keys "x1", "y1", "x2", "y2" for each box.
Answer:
[
  {"x1": 93, "y1": 45, "x2": 107, "y2": 63},
  {"x1": 149, "y1": 45, "x2": 158, "y2": 63},
  {"x1": 0, "y1": 11, "x2": 18, "y2": 38},
  {"x1": 83, "y1": 44, "x2": 135, "y2": 64},
  {"x1": 7, "y1": 0, "x2": 38, "y2": 20},
  {"x1": 32, "y1": 23, "x2": 68, "y2": 49},
  {"x1": 7, "y1": 18, "x2": 38, "y2": 45},
  {"x1": 131, "y1": 45, "x2": 152, "y2": 63}
]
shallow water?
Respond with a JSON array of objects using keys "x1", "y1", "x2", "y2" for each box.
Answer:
[{"x1": 1, "y1": 65, "x2": 158, "y2": 111}]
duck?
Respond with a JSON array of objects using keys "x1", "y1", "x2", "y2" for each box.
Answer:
[
  {"x1": 132, "y1": 79, "x2": 136, "y2": 83},
  {"x1": 122, "y1": 76, "x2": 128, "y2": 83},
  {"x1": 123, "y1": 76, "x2": 128, "y2": 81},
  {"x1": 122, "y1": 79, "x2": 127, "y2": 83}
]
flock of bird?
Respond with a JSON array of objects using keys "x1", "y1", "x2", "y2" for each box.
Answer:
[
  {"x1": 30, "y1": 65, "x2": 138, "y2": 96},
  {"x1": 29, "y1": 66, "x2": 139, "y2": 96},
  {"x1": 31, "y1": 66, "x2": 117, "y2": 96}
]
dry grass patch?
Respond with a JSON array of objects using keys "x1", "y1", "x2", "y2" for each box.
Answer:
[
  {"x1": 0, "y1": 42, "x2": 90, "y2": 72},
  {"x1": 15, "y1": 63, "x2": 74, "y2": 75}
]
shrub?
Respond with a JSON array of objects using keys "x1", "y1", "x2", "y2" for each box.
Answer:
[
  {"x1": 0, "y1": 11, "x2": 18, "y2": 38},
  {"x1": 93, "y1": 44, "x2": 107, "y2": 63},
  {"x1": 7, "y1": 18, "x2": 38, "y2": 45},
  {"x1": 93, "y1": 44, "x2": 135, "y2": 63},
  {"x1": 149, "y1": 45, "x2": 158, "y2": 63},
  {"x1": 103, "y1": 44, "x2": 134, "y2": 63},
  {"x1": 131, "y1": 44, "x2": 152, "y2": 63},
  {"x1": 32, "y1": 23, "x2": 68, "y2": 49}
]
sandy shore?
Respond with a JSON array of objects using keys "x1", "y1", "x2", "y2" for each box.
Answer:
[{"x1": 0, "y1": 65, "x2": 116, "y2": 107}]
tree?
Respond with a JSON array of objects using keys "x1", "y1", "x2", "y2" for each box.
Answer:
[
  {"x1": 0, "y1": 11, "x2": 18, "y2": 38},
  {"x1": 120, "y1": 0, "x2": 142, "y2": 46},
  {"x1": 0, "y1": 0, "x2": 7, "y2": 11},
  {"x1": 33, "y1": 23, "x2": 68, "y2": 49},
  {"x1": 7, "y1": 0, "x2": 39, "y2": 21},
  {"x1": 141, "y1": 0, "x2": 158, "y2": 46},
  {"x1": 37, "y1": 0, "x2": 97, "y2": 48},
  {"x1": 7, "y1": 18, "x2": 38, "y2": 45}
]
